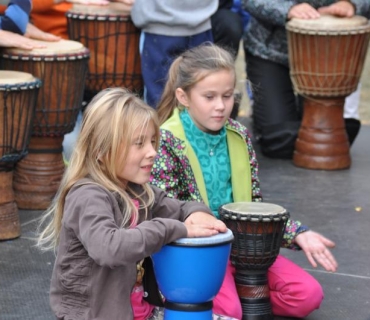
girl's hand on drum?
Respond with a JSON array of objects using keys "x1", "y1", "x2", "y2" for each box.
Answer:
[
  {"x1": 0, "y1": 30, "x2": 46, "y2": 50},
  {"x1": 288, "y1": 3, "x2": 320, "y2": 20},
  {"x1": 185, "y1": 223, "x2": 220, "y2": 238},
  {"x1": 294, "y1": 230, "x2": 338, "y2": 272},
  {"x1": 25, "y1": 24, "x2": 61, "y2": 42},
  {"x1": 185, "y1": 211, "x2": 227, "y2": 233},
  {"x1": 318, "y1": 1, "x2": 355, "y2": 18}
]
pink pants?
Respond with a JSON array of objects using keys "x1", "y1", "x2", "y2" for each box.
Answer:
[{"x1": 213, "y1": 255, "x2": 324, "y2": 319}]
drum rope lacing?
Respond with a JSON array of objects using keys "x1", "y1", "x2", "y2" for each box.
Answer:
[{"x1": 221, "y1": 212, "x2": 289, "y2": 222}]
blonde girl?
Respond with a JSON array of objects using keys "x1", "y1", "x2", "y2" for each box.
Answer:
[{"x1": 37, "y1": 87, "x2": 226, "y2": 320}]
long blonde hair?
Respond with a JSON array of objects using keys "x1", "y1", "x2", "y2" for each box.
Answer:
[
  {"x1": 157, "y1": 42, "x2": 236, "y2": 124},
  {"x1": 37, "y1": 88, "x2": 160, "y2": 251}
]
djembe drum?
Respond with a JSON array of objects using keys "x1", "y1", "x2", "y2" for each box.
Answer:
[
  {"x1": 287, "y1": 15, "x2": 370, "y2": 170},
  {"x1": 66, "y1": 3, "x2": 143, "y2": 102},
  {"x1": 0, "y1": 40, "x2": 89, "y2": 209},
  {"x1": 152, "y1": 229, "x2": 234, "y2": 320},
  {"x1": 219, "y1": 202, "x2": 289, "y2": 320},
  {"x1": 0, "y1": 71, "x2": 40, "y2": 240}
]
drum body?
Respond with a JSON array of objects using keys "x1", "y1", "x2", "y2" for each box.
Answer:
[
  {"x1": 287, "y1": 15, "x2": 370, "y2": 170},
  {"x1": 0, "y1": 71, "x2": 40, "y2": 240},
  {"x1": 0, "y1": 40, "x2": 89, "y2": 209},
  {"x1": 152, "y1": 229, "x2": 234, "y2": 320},
  {"x1": 219, "y1": 202, "x2": 289, "y2": 320},
  {"x1": 67, "y1": 3, "x2": 143, "y2": 101}
]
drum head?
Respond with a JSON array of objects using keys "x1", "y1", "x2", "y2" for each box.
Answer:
[
  {"x1": 2, "y1": 39, "x2": 86, "y2": 56},
  {"x1": 219, "y1": 202, "x2": 289, "y2": 221},
  {"x1": 68, "y1": 2, "x2": 131, "y2": 17},
  {"x1": 0, "y1": 70, "x2": 37, "y2": 85},
  {"x1": 172, "y1": 228, "x2": 234, "y2": 247},
  {"x1": 287, "y1": 14, "x2": 370, "y2": 32}
]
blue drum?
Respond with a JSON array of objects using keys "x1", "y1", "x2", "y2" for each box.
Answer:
[{"x1": 152, "y1": 229, "x2": 234, "y2": 320}]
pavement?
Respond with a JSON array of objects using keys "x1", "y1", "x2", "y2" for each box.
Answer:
[{"x1": 1, "y1": 119, "x2": 369, "y2": 320}]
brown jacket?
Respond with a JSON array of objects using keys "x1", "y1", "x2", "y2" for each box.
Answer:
[{"x1": 50, "y1": 179, "x2": 212, "y2": 319}]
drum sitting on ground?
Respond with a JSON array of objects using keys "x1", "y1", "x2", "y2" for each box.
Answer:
[
  {"x1": 152, "y1": 229, "x2": 234, "y2": 320},
  {"x1": 67, "y1": 3, "x2": 143, "y2": 102},
  {"x1": 219, "y1": 202, "x2": 289, "y2": 320},
  {"x1": 0, "y1": 40, "x2": 89, "y2": 210},
  {"x1": 0, "y1": 71, "x2": 40, "y2": 240},
  {"x1": 287, "y1": 15, "x2": 370, "y2": 170}
]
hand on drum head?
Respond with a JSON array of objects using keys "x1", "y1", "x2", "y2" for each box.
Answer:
[
  {"x1": 66, "y1": 0, "x2": 109, "y2": 5},
  {"x1": 318, "y1": 1, "x2": 355, "y2": 18},
  {"x1": 25, "y1": 24, "x2": 61, "y2": 42},
  {"x1": 288, "y1": 3, "x2": 320, "y2": 20},
  {"x1": 294, "y1": 230, "x2": 338, "y2": 272},
  {"x1": 0, "y1": 30, "x2": 46, "y2": 50},
  {"x1": 185, "y1": 211, "x2": 228, "y2": 234}
]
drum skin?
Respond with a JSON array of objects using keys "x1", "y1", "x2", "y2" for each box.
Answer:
[
  {"x1": 67, "y1": 3, "x2": 143, "y2": 97},
  {"x1": 286, "y1": 15, "x2": 370, "y2": 170},
  {"x1": 0, "y1": 71, "x2": 40, "y2": 239},
  {"x1": 219, "y1": 202, "x2": 289, "y2": 320}
]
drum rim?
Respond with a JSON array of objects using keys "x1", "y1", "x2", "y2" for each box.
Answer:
[
  {"x1": 0, "y1": 78, "x2": 42, "y2": 91},
  {"x1": 169, "y1": 228, "x2": 234, "y2": 247},
  {"x1": 0, "y1": 48, "x2": 90, "y2": 60},
  {"x1": 286, "y1": 23, "x2": 370, "y2": 35},
  {"x1": 66, "y1": 11, "x2": 131, "y2": 21}
]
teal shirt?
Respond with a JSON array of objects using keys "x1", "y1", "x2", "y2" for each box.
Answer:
[{"x1": 180, "y1": 110, "x2": 233, "y2": 217}]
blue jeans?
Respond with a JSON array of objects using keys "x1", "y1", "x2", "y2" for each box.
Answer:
[{"x1": 140, "y1": 30, "x2": 213, "y2": 108}]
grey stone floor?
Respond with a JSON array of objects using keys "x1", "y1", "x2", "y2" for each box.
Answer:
[{"x1": 1, "y1": 122, "x2": 369, "y2": 320}]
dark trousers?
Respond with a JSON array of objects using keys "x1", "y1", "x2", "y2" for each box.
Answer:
[
  {"x1": 141, "y1": 30, "x2": 213, "y2": 108},
  {"x1": 211, "y1": 8, "x2": 244, "y2": 59},
  {"x1": 246, "y1": 52, "x2": 302, "y2": 159}
]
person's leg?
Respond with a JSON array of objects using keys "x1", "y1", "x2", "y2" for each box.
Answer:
[
  {"x1": 141, "y1": 31, "x2": 213, "y2": 109},
  {"x1": 211, "y1": 8, "x2": 243, "y2": 59},
  {"x1": 246, "y1": 52, "x2": 301, "y2": 159},
  {"x1": 268, "y1": 255, "x2": 324, "y2": 318},
  {"x1": 213, "y1": 260, "x2": 242, "y2": 319},
  {"x1": 140, "y1": 33, "x2": 187, "y2": 108},
  {"x1": 344, "y1": 83, "x2": 362, "y2": 145}
]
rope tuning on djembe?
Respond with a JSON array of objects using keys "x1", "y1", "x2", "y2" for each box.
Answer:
[
  {"x1": 219, "y1": 202, "x2": 289, "y2": 320},
  {"x1": 0, "y1": 71, "x2": 41, "y2": 239},
  {"x1": 0, "y1": 40, "x2": 89, "y2": 210}
]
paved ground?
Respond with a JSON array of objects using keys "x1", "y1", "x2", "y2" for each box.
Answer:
[{"x1": 1, "y1": 122, "x2": 369, "y2": 320}]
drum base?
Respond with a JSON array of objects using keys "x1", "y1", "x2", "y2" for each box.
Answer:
[
  {"x1": 0, "y1": 171, "x2": 21, "y2": 240},
  {"x1": 164, "y1": 301, "x2": 213, "y2": 320},
  {"x1": 13, "y1": 137, "x2": 65, "y2": 210},
  {"x1": 293, "y1": 97, "x2": 351, "y2": 170},
  {"x1": 235, "y1": 272, "x2": 273, "y2": 320}
]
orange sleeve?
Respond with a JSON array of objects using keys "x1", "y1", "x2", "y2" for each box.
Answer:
[{"x1": 31, "y1": 0, "x2": 57, "y2": 13}]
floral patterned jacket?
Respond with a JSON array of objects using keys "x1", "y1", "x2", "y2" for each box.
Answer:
[
  {"x1": 242, "y1": 0, "x2": 370, "y2": 66},
  {"x1": 150, "y1": 108, "x2": 305, "y2": 249}
]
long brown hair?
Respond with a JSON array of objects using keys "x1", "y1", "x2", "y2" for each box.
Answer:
[
  {"x1": 37, "y1": 88, "x2": 160, "y2": 251},
  {"x1": 157, "y1": 42, "x2": 236, "y2": 124}
]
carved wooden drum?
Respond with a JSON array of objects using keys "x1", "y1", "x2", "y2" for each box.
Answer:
[
  {"x1": 287, "y1": 15, "x2": 370, "y2": 170},
  {"x1": 0, "y1": 40, "x2": 89, "y2": 209},
  {"x1": 66, "y1": 3, "x2": 143, "y2": 102},
  {"x1": 0, "y1": 71, "x2": 40, "y2": 239}
]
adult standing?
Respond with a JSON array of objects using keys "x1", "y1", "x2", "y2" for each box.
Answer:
[
  {"x1": 130, "y1": 0, "x2": 218, "y2": 108},
  {"x1": 242, "y1": 0, "x2": 370, "y2": 159}
]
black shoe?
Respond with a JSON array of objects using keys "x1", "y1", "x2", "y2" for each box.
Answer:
[{"x1": 345, "y1": 118, "x2": 361, "y2": 146}]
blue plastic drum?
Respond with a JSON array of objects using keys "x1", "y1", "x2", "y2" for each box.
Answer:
[{"x1": 152, "y1": 229, "x2": 234, "y2": 304}]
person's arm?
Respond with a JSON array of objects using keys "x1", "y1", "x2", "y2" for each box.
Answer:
[
  {"x1": 0, "y1": 0, "x2": 31, "y2": 34},
  {"x1": 294, "y1": 230, "x2": 338, "y2": 272},
  {"x1": 0, "y1": 29, "x2": 46, "y2": 49},
  {"x1": 242, "y1": 0, "x2": 298, "y2": 26}
]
